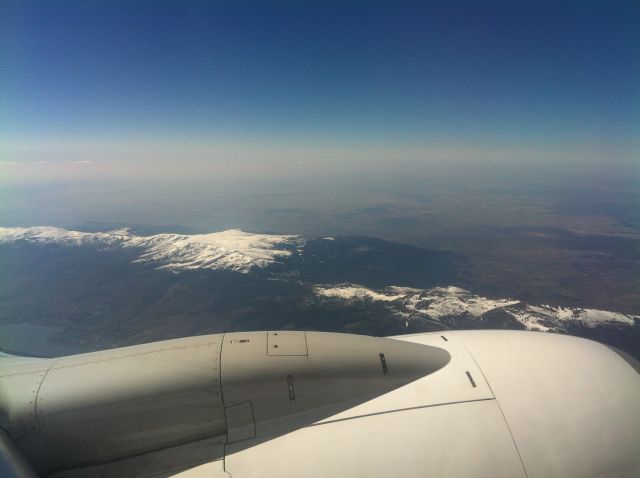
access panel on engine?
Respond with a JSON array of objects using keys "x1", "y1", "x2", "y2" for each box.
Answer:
[{"x1": 267, "y1": 331, "x2": 308, "y2": 356}]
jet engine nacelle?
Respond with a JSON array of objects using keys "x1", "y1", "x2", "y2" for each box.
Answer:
[{"x1": 0, "y1": 332, "x2": 449, "y2": 475}]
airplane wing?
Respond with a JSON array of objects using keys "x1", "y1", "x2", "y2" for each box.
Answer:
[{"x1": 1, "y1": 330, "x2": 639, "y2": 477}]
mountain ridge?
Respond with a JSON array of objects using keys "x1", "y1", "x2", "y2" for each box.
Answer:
[{"x1": 0, "y1": 226, "x2": 304, "y2": 273}]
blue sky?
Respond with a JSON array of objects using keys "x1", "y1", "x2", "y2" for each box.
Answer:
[{"x1": 1, "y1": 0, "x2": 639, "y2": 181}]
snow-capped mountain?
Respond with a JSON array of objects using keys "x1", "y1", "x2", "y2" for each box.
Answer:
[
  {"x1": 313, "y1": 284, "x2": 639, "y2": 332},
  {"x1": 0, "y1": 226, "x2": 304, "y2": 273}
]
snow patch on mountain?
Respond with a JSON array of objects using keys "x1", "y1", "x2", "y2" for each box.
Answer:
[
  {"x1": 404, "y1": 286, "x2": 519, "y2": 319},
  {"x1": 0, "y1": 226, "x2": 303, "y2": 273},
  {"x1": 312, "y1": 283, "x2": 637, "y2": 330},
  {"x1": 0, "y1": 226, "x2": 127, "y2": 248},
  {"x1": 508, "y1": 305, "x2": 637, "y2": 332},
  {"x1": 314, "y1": 284, "x2": 407, "y2": 302}
]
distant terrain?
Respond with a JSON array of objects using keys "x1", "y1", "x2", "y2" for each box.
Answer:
[
  {"x1": 3, "y1": 175, "x2": 638, "y2": 317},
  {"x1": 1, "y1": 226, "x2": 638, "y2": 359}
]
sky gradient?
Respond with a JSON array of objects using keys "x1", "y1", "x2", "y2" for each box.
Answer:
[{"x1": 1, "y1": 0, "x2": 639, "y2": 182}]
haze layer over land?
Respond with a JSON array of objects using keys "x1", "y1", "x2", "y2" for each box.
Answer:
[{"x1": 2, "y1": 169, "x2": 638, "y2": 316}]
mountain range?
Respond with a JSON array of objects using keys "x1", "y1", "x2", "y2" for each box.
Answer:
[{"x1": 1, "y1": 226, "x2": 638, "y2": 358}]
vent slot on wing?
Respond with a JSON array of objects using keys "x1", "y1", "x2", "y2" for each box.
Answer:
[{"x1": 465, "y1": 371, "x2": 477, "y2": 388}]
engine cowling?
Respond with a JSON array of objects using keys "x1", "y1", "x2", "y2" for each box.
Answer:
[{"x1": 0, "y1": 332, "x2": 449, "y2": 475}]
